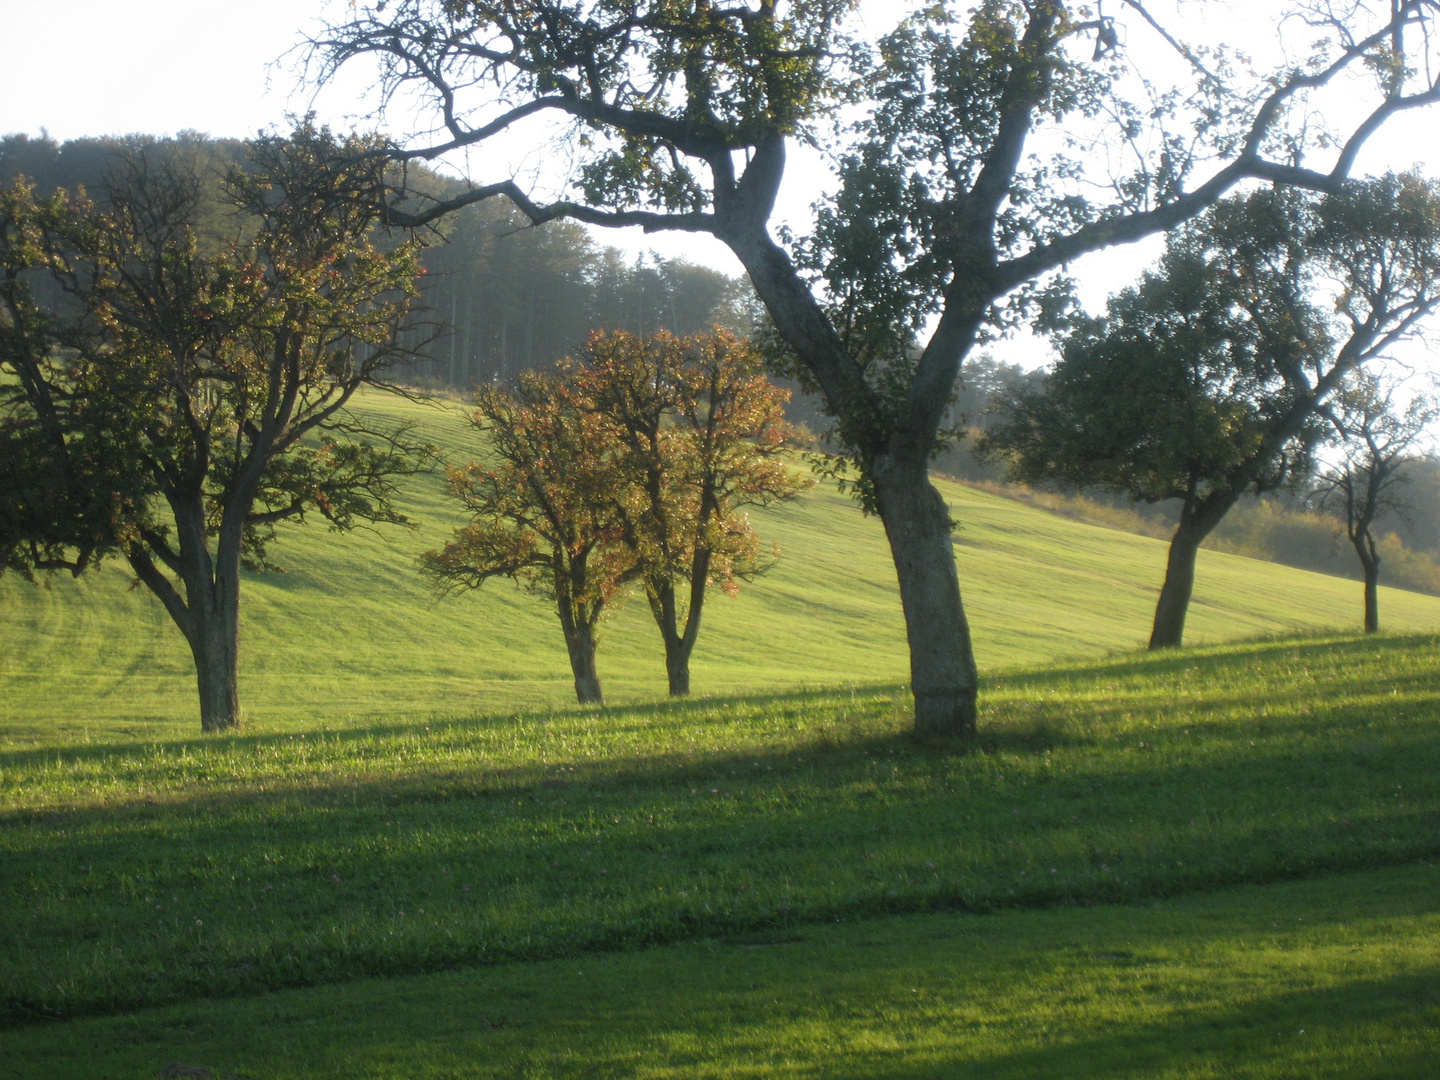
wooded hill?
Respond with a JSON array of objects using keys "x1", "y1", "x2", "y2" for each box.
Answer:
[{"x1": 0, "y1": 132, "x2": 752, "y2": 387}]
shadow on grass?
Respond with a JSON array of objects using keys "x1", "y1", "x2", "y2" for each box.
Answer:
[
  {"x1": 4, "y1": 632, "x2": 1440, "y2": 1025},
  {"x1": 991, "y1": 630, "x2": 1440, "y2": 685},
  {"x1": 5, "y1": 865, "x2": 1436, "y2": 1079}
]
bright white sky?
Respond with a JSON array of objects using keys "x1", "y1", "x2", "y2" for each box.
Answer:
[{"x1": 1, "y1": 0, "x2": 1435, "y2": 370}]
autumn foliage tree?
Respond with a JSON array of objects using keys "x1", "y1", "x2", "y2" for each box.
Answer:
[
  {"x1": 577, "y1": 328, "x2": 811, "y2": 696},
  {"x1": 1, "y1": 125, "x2": 434, "y2": 731},
  {"x1": 421, "y1": 376, "x2": 636, "y2": 704}
]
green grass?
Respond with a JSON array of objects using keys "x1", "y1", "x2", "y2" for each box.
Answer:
[
  {"x1": 4, "y1": 860, "x2": 1437, "y2": 1078},
  {"x1": 3, "y1": 633, "x2": 1439, "y2": 1029},
  {"x1": 5, "y1": 391, "x2": 1440, "y2": 1075},
  {"x1": 3, "y1": 390, "x2": 1440, "y2": 743}
]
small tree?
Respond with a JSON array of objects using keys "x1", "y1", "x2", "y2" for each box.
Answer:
[
  {"x1": 5, "y1": 125, "x2": 433, "y2": 731},
  {"x1": 421, "y1": 378, "x2": 636, "y2": 704},
  {"x1": 577, "y1": 328, "x2": 811, "y2": 696},
  {"x1": 983, "y1": 180, "x2": 1440, "y2": 648},
  {"x1": 1313, "y1": 376, "x2": 1439, "y2": 632}
]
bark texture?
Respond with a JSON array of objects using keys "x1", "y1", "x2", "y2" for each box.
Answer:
[
  {"x1": 1149, "y1": 523, "x2": 1204, "y2": 650},
  {"x1": 1149, "y1": 495, "x2": 1239, "y2": 650},
  {"x1": 566, "y1": 623, "x2": 604, "y2": 704},
  {"x1": 1356, "y1": 538, "x2": 1382, "y2": 634},
  {"x1": 873, "y1": 459, "x2": 979, "y2": 737}
]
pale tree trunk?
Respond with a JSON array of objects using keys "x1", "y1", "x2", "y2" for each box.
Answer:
[
  {"x1": 724, "y1": 212, "x2": 980, "y2": 736},
  {"x1": 566, "y1": 622, "x2": 603, "y2": 704},
  {"x1": 872, "y1": 458, "x2": 979, "y2": 737}
]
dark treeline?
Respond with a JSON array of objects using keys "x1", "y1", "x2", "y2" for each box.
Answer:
[{"x1": 0, "y1": 132, "x2": 753, "y2": 389}]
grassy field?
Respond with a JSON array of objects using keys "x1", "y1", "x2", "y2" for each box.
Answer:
[
  {"x1": 4, "y1": 860, "x2": 1436, "y2": 1079},
  {"x1": 3, "y1": 390, "x2": 1440, "y2": 744},
  {"x1": 4, "y1": 390, "x2": 1439, "y2": 1076},
  {"x1": 3, "y1": 634, "x2": 1439, "y2": 1056}
]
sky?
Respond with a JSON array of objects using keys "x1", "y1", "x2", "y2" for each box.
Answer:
[{"x1": 2, "y1": 0, "x2": 1436, "y2": 370}]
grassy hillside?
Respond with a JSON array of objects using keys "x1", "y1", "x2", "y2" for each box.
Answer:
[{"x1": 3, "y1": 389, "x2": 1440, "y2": 743}]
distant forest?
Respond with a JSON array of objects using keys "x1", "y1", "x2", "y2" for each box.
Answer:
[{"x1": 0, "y1": 132, "x2": 755, "y2": 389}]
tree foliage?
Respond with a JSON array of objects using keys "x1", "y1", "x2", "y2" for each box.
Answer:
[
  {"x1": 1, "y1": 123, "x2": 435, "y2": 730},
  {"x1": 983, "y1": 177, "x2": 1440, "y2": 647},
  {"x1": 0, "y1": 182, "x2": 142, "y2": 580},
  {"x1": 577, "y1": 328, "x2": 811, "y2": 694},
  {"x1": 420, "y1": 374, "x2": 636, "y2": 704},
  {"x1": 1313, "y1": 374, "x2": 1440, "y2": 632},
  {"x1": 423, "y1": 328, "x2": 808, "y2": 701}
]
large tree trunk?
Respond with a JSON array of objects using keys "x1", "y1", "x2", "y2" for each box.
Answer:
[
  {"x1": 188, "y1": 598, "x2": 241, "y2": 732},
  {"x1": 127, "y1": 508, "x2": 246, "y2": 732},
  {"x1": 722, "y1": 206, "x2": 979, "y2": 735},
  {"x1": 871, "y1": 459, "x2": 979, "y2": 738}
]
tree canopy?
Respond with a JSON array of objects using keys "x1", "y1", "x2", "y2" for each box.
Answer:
[
  {"x1": 576, "y1": 328, "x2": 811, "y2": 695},
  {"x1": 983, "y1": 177, "x2": 1440, "y2": 647},
  {"x1": 0, "y1": 124, "x2": 435, "y2": 730}
]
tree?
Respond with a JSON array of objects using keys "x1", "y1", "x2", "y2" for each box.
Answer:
[
  {"x1": 577, "y1": 328, "x2": 811, "y2": 696},
  {"x1": 421, "y1": 377, "x2": 636, "y2": 703},
  {"x1": 982, "y1": 180, "x2": 1440, "y2": 647},
  {"x1": 1313, "y1": 376, "x2": 1439, "y2": 632},
  {"x1": 309, "y1": 0, "x2": 1440, "y2": 735},
  {"x1": 5, "y1": 124, "x2": 434, "y2": 731}
]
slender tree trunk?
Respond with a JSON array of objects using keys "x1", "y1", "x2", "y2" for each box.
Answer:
[
  {"x1": 565, "y1": 621, "x2": 603, "y2": 704},
  {"x1": 649, "y1": 558, "x2": 709, "y2": 697},
  {"x1": 1149, "y1": 521, "x2": 1206, "y2": 649},
  {"x1": 871, "y1": 458, "x2": 979, "y2": 737},
  {"x1": 1356, "y1": 533, "x2": 1381, "y2": 634},
  {"x1": 1149, "y1": 487, "x2": 1250, "y2": 649}
]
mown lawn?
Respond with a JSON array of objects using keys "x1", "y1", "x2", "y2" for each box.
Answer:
[
  {"x1": 4, "y1": 860, "x2": 1437, "y2": 1079},
  {"x1": 3, "y1": 634, "x2": 1438, "y2": 1040}
]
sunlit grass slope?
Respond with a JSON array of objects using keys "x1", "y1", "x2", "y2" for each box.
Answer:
[
  {"x1": 3, "y1": 633, "x2": 1439, "y2": 1025},
  {"x1": 3, "y1": 389, "x2": 1440, "y2": 742}
]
